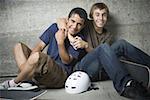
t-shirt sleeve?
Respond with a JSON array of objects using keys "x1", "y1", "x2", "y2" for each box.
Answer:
[{"x1": 39, "y1": 23, "x2": 58, "y2": 45}]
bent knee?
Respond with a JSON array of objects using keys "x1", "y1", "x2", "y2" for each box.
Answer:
[
  {"x1": 96, "y1": 43, "x2": 110, "y2": 52},
  {"x1": 28, "y1": 52, "x2": 40, "y2": 64},
  {"x1": 14, "y1": 43, "x2": 22, "y2": 51},
  {"x1": 100, "y1": 43, "x2": 110, "y2": 50}
]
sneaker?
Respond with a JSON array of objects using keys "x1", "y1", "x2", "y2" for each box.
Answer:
[
  {"x1": 0, "y1": 80, "x2": 38, "y2": 90},
  {"x1": 8, "y1": 82, "x2": 38, "y2": 90},
  {"x1": 0, "y1": 79, "x2": 19, "y2": 90},
  {"x1": 122, "y1": 80, "x2": 150, "y2": 100}
]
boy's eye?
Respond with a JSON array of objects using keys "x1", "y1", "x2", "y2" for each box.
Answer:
[
  {"x1": 95, "y1": 13, "x2": 99, "y2": 16},
  {"x1": 71, "y1": 20, "x2": 75, "y2": 23},
  {"x1": 103, "y1": 13, "x2": 107, "y2": 17}
]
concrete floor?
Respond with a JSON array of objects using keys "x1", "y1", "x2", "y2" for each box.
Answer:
[
  {"x1": 0, "y1": 78, "x2": 131, "y2": 100},
  {"x1": 1, "y1": 60, "x2": 146, "y2": 100},
  {"x1": 37, "y1": 81, "x2": 130, "y2": 100}
]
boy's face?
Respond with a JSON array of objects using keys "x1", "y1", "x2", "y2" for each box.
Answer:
[
  {"x1": 67, "y1": 14, "x2": 85, "y2": 35},
  {"x1": 92, "y1": 8, "x2": 108, "y2": 28}
]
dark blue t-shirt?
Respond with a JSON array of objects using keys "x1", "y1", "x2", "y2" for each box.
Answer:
[{"x1": 40, "y1": 23, "x2": 86, "y2": 75}]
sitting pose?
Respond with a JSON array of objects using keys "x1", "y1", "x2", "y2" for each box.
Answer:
[
  {"x1": 1, "y1": 7, "x2": 88, "y2": 89},
  {"x1": 58, "y1": 2, "x2": 150, "y2": 100}
]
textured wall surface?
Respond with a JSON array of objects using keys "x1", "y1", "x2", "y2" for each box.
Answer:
[{"x1": 0, "y1": 0, "x2": 150, "y2": 76}]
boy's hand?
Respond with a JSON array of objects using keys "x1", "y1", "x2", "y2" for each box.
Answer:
[
  {"x1": 73, "y1": 36, "x2": 88, "y2": 49},
  {"x1": 57, "y1": 18, "x2": 68, "y2": 31},
  {"x1": 55, "y1": 29, "x2": 67, "y2": 45},
  {"x1": 68, "y1": 34, "x2": 88, "y2": 50}
]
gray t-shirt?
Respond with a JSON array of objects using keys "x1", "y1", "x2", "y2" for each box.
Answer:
[{"x1": 83, "y1": 20, "x2": 113, "y2": 48}]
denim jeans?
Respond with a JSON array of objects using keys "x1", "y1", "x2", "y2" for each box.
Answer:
[
  {"x1": 111, "y1": 39, "x2": 150, "y2": 67},
  {"x1": 75, "y1": 39, "x2": 150, "y2": 94},
  {"x1": 75, "y1": 43, "x2": 132, "y2": 94}
]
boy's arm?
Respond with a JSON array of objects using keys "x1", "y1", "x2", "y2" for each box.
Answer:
[
  {"x1": 57, "y1": 18, "x2": 94, "y2": 52},
  {"x1": 76, "y1": 40, "x2": 93, "y2": 52},
  {"x1": 55, "y1": 29, "x2": 73, "y2": 64},
  {"x1": 69, "y1": 35, "x2": 93, "y2": 52},
  {"x1": 57, "y1": 18, "x2": 67, "y2": 30},
  {"x1": 31, "y1": 40, "x2": 46, "y2": 54}
]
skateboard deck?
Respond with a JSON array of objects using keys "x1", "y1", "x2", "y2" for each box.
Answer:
[
  {"x1": 120, "y1": 60, "x2": 150, "y2": 89},
  {"x1": 0, "y1": 89, "x2": 47, "y2": 100}
]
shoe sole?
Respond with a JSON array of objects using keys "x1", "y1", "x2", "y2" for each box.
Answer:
[{"x1": 8, "y1": 85, "x2": 38, "y2": 90}]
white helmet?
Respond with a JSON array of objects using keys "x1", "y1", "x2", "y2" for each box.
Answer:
[{"x1": 65, "y1": 71, "x2": 91, "y2": 94}]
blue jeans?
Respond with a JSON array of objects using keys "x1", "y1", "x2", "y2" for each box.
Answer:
[
  {"x1": 75, "y1": 40, "x2": 150, "y2": 94},
  {"x1": 75, "y1": 43, "x2": 132, "y2": 94},
  {"x1": 111, "y1": 39, "x2": 150, "y2": 67}
]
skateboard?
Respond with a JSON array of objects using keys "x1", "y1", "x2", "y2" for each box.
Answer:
[
  {"x1": 0, "y1": 81, "x2": 47, "y2": 100},
  {"x1": 120, "y1": 60, "x2": 150, "y2": 89},
  {"x1": 0, "y1": 89, "x2": 47, "y2": 100}
]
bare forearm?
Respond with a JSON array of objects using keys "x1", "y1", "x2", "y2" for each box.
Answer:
[{"x1": 58, "y1": 43, "x2": 72, "y2": 64}]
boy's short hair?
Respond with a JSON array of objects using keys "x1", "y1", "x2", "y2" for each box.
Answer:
[{"x1": 68, "y1": 7, "x2": 88, "y2": 24}]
